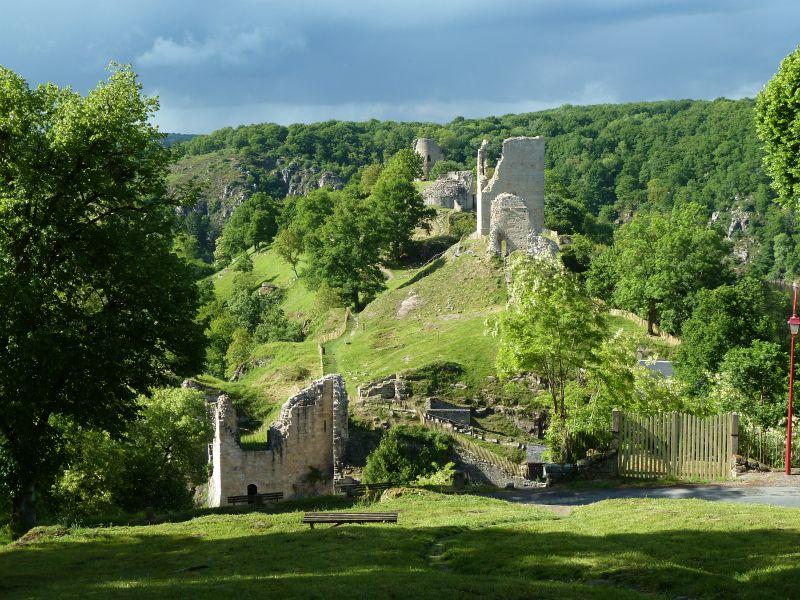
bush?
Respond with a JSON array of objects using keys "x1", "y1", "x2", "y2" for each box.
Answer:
[
  {"x1": 362, "y1": 425, "x2": 452, "y2": 484},
  {"x1": 449, "y1": 212, "x2": 476, "y2": 237}
]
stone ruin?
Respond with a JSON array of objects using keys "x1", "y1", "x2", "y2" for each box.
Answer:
[
  {"x1": 488, "y1": 193, "x2": 533, "y2": 255},
  {"x1": 207, "y1": 374, "x2": 348, "y2": 507},
  {"x1": 357, "y1": 373, "x2": 409, "y2": 406},
  {"x1": 476, "y1": 136, "x2": 559, "y2": 258},
  {"x1": 423, "y1": 170, "x2": 475, "y2": 211},
  {"x1": 425, "y1": 398, "x2": 471, "y2": 426},
  {"x1": 413, "y1": 137, "x2": 444, "y2": 179}
]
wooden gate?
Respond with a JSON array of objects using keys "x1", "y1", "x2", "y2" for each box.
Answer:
[{"x1": 615, "y1": 410, "x2": 737, "y2": 479}]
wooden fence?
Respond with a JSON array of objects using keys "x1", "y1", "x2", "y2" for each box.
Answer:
[
  {"x1": 740, "y1": 424, "x2": 800, "y2": 469},
  {"x1": 616, "y1": 410, "x2": 737, "y2": 479},
  {"x1": 419, "y1": 414, "x2": 527, "y2": 478}
]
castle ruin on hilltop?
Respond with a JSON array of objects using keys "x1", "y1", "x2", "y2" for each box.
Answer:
[
  {"x1": 413, "y1": 138, "x2": 444, "y2": 179},
  {"x1": 414, "y1": 135, "x2": 558, "y2": 257},
  {"x1": 206, "y1": 374, "x2": 348, "y2": 506}
]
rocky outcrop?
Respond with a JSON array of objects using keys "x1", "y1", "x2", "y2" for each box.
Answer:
[{"x1": 278, "y1": 159, "x2": 344, "y2": 197}]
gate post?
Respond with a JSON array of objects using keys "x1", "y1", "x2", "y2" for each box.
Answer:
[
  {"x1": 670, "y1": 412, "x2": 680, "y2": 477},
  {"x1": 612, "y1": 409, "x2": 621, "y2": 477},
  {"x1": 730, "y1": 413, "x2": 739, "y2": 478}
]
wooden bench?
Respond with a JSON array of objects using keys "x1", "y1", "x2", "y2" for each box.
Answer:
[
  {"x1": 335, "y1": 482, "x2": 393, "y2": 497},
  {"x1": 302, "y1": 512, "x2": 398, "y2": 529},
  {"x1": 227, "y1": 492, "x2": 283, "y2": 505}
]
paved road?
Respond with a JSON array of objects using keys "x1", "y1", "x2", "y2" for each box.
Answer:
[{"x1": 498, "y1": 485, "x2": 800, "y2": 509}]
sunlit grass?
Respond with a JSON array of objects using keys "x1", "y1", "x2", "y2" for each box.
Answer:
[{"x1": 2, "y1": 492, "x2": 798, "y2": 599}]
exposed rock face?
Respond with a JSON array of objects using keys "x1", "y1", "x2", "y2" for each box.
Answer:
[
  {"x1": 489, "y1": 193, "x2": 533, "y2": 255},
  {"x1": 278, "y1": 159, "x2": 344, "y2": 196},
  {"x1": 727, "y1": 208, "x2": 750, "y2": 238},
  {"x1": 413, "y1": 138, "x2": 444, "y2": 178},
  {"x1": 423, "y1": 171, "x2": 475, "y2": 210},
  {"x1": 207, "y1": 374, "x2": 348, "y2": 506},
  {"x1": 477, "y1": 137, "x2": 545, "y2": 236}
]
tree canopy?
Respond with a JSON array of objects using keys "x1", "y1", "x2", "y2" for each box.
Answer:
[
  {"x1": 756, "y1": 43, "x2": 800, "y2": 208},
  {"x1": 588, "y1": 203, "x2": 733, "y2": 334},
  {"x1": 0, "y1": 65, "x2": 205, "y2": 535}
]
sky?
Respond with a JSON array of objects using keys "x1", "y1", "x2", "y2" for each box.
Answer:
[{"x1": 1, "y1": 0, "x2": 798, "y2": 133}]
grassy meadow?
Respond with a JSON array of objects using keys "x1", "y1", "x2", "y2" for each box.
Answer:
[{"x1": 1, "y1": 491, "x2": 797, "y2": 599}]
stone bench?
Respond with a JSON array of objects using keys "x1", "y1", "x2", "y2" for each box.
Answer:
[{"x1": 302, "y1": 512, "x2": 398, "y2": 529}]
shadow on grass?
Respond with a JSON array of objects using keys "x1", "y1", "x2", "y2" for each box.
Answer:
[{"x1": 1, "y1": 516, "x2": 798, "y2": 599}]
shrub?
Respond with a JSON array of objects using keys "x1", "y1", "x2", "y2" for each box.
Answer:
[{"x1": 362, "y1": 425, "x2": 452, "y2": 484}]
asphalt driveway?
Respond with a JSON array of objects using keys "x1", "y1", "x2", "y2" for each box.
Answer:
[{"x1": 498, "y1": 485, "x2": 800, "y2": 509}]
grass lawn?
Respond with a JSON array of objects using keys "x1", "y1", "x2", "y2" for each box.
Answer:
[
  {"x1": 325, "y1": 238, "x2": 506, "y2": 399},
  {"x1": 607, "y1": 315, "x2": 679, "y2": 360},
  {"x1": 1, "y1": 491, "x2": 798, "y2": 599}
]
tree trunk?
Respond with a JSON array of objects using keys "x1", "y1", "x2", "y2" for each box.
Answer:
[
  {"x1": 11, "y1": 482, "x2": 37, "y2": 539},
  {"x1": 647, "y1": 305, "x2": 657, "y2": 336}
]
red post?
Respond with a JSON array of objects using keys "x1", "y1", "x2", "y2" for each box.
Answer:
[
  {"x1": 788, "y1": 333, "x2": 795, "y2": 475},
  {"x1": 787, "y1": 284, "x2": 800, "y2": 475}
]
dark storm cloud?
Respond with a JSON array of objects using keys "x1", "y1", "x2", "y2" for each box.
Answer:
[{"x1": 1, "y1": 0, "x2": 797, "y2": 132}]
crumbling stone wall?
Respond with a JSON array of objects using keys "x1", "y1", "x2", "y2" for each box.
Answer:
[
  {"x1": 413, "y1": 138, "x2": 444, "y2": 178},
  {"x1": 489, "y1": 193, "x2": 533, "y2": 255},
  {"x1": 207, "y1": 374, "x2": 348, "y2": 507},
  {"x1": 423, "y1": 171, "x2": 474, "y2": 210},
  {"x1": 477, "y1": 137, "x2": 545, "y2": 236}
]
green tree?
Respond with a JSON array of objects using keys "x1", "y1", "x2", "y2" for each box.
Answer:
[
  {"x1": 495, "y1": 255, "x2": 606, "y2": 459},
  {"x1": 674, "y1": 277, "x2": 778, "y2": 392},
  {"x1": 370, "y1": 150, "x2": 435, "y2": 262},
  {"x1": 304, "y1": 194, "x2": 386, "y2": 309},
  {"x1": 755, "y1": 44, "x2": 800, "y2": 208},
  {"x1": 590, "y1": 203, "x2": 733, "y2": 334},
  {"x1": 225, "y1": 328, "x2": 254, "y2": 379},
  {"x1": 362, "y1": 425, "x2": 451, "y2": 484},
  {"x1": 53, "y1": 387, "x2": 212, "y2": 518},
  {"x1": 273, "y1": 226, "x2": 304, "y2": 277},
  {"x1": 710, "y1": 341, "x2": 787, "y2": 429},
  {"x1": 0, "y1": 65, "x2": 205, "y2": 536},
  {"x1": 115, "y1": 388, "x2": 212, "y2": 512},
  {"x1": 428, "y1": 159, "x2": 466, "y2": 181}
]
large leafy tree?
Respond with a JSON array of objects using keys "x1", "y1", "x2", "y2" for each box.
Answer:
[
  {"x1": 304, "y1": 193, "x2": 386, "y2": 309},
  {"x1": 589, "y1": 203, "x2": 733, "y2": 334},
  {"x1": 0, "y1": 65, "x2": 205, "y2": 535},
  {"x1": 495, "y1": 255, "x2": 606, "y2": 459},
  {"x1": 369, "y1": 149, "x2": 434, "y2": 262},
  {"x1": 756, "y1": 43, "x2": 800, "y2": 208},
  {"x1": 674, "y1": 276, "x2": 779, "y2": 392}
]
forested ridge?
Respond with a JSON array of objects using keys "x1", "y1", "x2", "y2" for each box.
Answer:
[{"x1": 174, "y1": 98, "x2": 799, "y2": 280}]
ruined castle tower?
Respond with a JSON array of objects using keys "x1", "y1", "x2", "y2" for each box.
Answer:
[
  {"x1": 207, "y1": 374, "x2": 349, "y2": 507},
  {"x1": 413, "y1": 138, "x2": 444, "y2": 178},
  {"x1": 476, "y1": 137, "x2": 545, "y2": 236}
]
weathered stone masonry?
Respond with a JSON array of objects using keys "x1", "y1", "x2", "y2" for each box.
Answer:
[
  {"x1": 477, "y1": 136, "x2": 545, "y2": 236},
  {"x1": 413, "y1": 137, "x2": 444, "y2": 179},
  {"x1": 208, "y1": 374, "x2": 348, "y2": 507}
]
